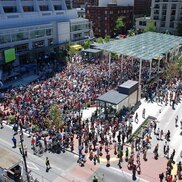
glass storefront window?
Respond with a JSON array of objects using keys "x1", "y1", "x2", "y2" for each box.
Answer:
[
  {"x1": 11, "y1": 32, "x2": 29, "y2": 42},
  {"x1": 30, "y1": 29, "x2": 45, "y2": 38},
  {"x1": 46, "y1": 29, "x2": 53, "y2": 36},
  {"x1": 0, "y1": 34, "x2": 11, "y2": 44},
  {"x1": 15, "y1": 44, "x2": 29, "y2": 52},
  {"x1": 33, "y1": 40, "x2": 45, "y2": 48}
]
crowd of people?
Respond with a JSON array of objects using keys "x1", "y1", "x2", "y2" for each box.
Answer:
[{"x1": 0, "y1": 54, "x2": 181, "y2": 181}]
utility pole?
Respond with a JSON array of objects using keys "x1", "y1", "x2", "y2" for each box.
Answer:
[{"x1": 19, "y1": 124, "x2": 30, "y2": 182}]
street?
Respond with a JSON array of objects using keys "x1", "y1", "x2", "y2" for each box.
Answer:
[{"x1": 0, "y1": 98, "x2": 182, "y2": 182}]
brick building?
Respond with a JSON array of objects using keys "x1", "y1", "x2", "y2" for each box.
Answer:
[
  {"x1": 134, "y1": 0, "x2": 151, "y2": 16},
  {"x1": 86, "y1": 5, "x2": 133, "y2": 37}
]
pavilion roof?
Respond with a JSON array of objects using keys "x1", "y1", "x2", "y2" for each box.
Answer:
[{"x1": 94, "y1": 32, "x2": 182, "y2": 61}]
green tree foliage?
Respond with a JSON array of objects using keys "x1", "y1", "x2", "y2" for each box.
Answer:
[
  {"x1": 68, "y1": 46, "x2": 78, "y2": 57},
  {"x1": 114, "y1": 17, "x2": 125, "y2": 35},
  {"x1": 144, "y1": 20, "x2": 156, "y2": 32},
  {"x1": 83, "y1": 39, "x2": 91, "y2": 49},
  {"x1": 104, "y1": 36, "x2": 110, "y2": 43},
  {"x1": 165, "y1": 54, "x2": 182, "y2": 81},
  {"x1": 49, "y1": 104, "x2": 64, "y2": 130},
  {"x1": 177, "y1": 23, "x2": 182, "y2": 36},
  {"x1": 96, "y1": 37, "x2": 104, "y2": 44},
  {"x1": 128, "y1": 29, "x2": 136, "y2": 36}
]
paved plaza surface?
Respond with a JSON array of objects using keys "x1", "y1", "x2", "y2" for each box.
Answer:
[{"x1": 0, "y1": 97, "x2": 182, "y2": 182}]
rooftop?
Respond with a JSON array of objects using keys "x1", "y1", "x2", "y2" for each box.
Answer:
[
  {"x1": 119, "y1": 80, "x2": 138, "y2": 89},
  {"x1": 0, "y1": 147, "x2": 21, "y2": 170},
  {"x1": 94, "y1": 32, "x2": 182, "y2": 61},
  {"x1": 97, "y1": 90, "x2": 128, "y2": 105}
]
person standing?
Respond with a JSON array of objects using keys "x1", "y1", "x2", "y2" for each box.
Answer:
[
  {"x1": 45, "y1": 157, "x2": 51, "y2": 172},
  {"x1": 12, "y1": 136, "x2": 17, "y2": 148},
  {"x1": 153, "y1": 144, "x2": 159, "y2": 160},
  {"x1": 135, "y1": 112, "x2": 139, "y2": 123},
  {"x1": 106, "y1": 152, "x2": 110, "y2": 167},
  {"x1": 159, "y1": 172, "x2": 164, "y2": 182},
  {"x1": 142, "y1": 108, "x2": 145, "y2": 119},
  {"x1": 175, "y1": 115, "x2": 178, "y2": 127},
  {"x1": 143, "y1": 148, "x2": 147, "y2": 161}
]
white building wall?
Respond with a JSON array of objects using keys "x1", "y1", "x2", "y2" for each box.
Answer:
[{"x1": 57, "y1": 22, "x2": 70, "y2": 43}]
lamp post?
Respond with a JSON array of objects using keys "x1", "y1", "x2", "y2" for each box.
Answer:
[{"x1": 19, "y1": 124, "x2": 30, "y2": 182}]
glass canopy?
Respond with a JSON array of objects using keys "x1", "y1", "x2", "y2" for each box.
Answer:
[{"x1": 94, "y1": 32, "x2": 182, "y2": 61}]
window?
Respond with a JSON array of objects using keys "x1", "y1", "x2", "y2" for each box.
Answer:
[
  {"x1": 153, "y1": 16, "x2": 159, "y2": 20},
  {"x1": 162, "y1": 4, "x2": 167, "y2": 9},
  {"x1": 46, "y1": 29, "x2": 53, "y2": 36},
  {"x1": 171, "y1": 10, "x2": 176, "y2": 15},
  {"x1": 33, "y1": 40, "x2": 45, "y2": 48},
  {"x1": 54, "y1": 5, "x2": 62, "y2": 10},
  {"x1": 162, "y1": 10, "x2": 166, "y2": 15},
  {"x1": 30, "y1": 29, "x2": 45, "y2": 38},
  {"x1": 171, "y1": 4, "x2": 176, "y2": 9},
  {"x1": 15, "y1": 44, "x2": 29, "y2": 52},
  {"x1": 139, "y1": 21, "x2": 142, "y2": 26},
  {"x1": 3, "y1": 6, "x2": 17, "y2": 13},
  {"x1": 48, "y1": 39, "x2": 54, "y2": 46},
  {"x1": 11, "y1": 32, "x2": 29, "y2": 42},
  {"x1": 39, "y1": 5, "x2": 49, "y2": 11},
  {"x1": 23, "y1": 6, "x2": 34, "y2": 12},
  {"x1": 73, "y1": 33, "x2": 82, "y2": 40},
  {"x1": 170, "y1": 22, "x2": 174, "y2": 28},
  {"x1": 0, "y1": 34, "x2": 11, "y2": 44}
]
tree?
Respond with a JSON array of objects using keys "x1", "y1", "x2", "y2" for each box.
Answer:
[
  {"x1": 68, "y1": 45, "x2": 78, "y2": 58},
  {"x1": 128, "y1": 29, "x2": 136, "y2": 36},
  {"x1": 177, "y1": 23, "x2": 182, "y2": 36},
  {"x1": 165, "y1": 54, "x2": 182, "y2": 81},
  {"x1": 144, "y1": 20, "x2": 156, "y2": 32},
  {"x1": 49, "y1": 104, "x2": 64, "y2": 130},
  {"x1": 104, "y1": 35, "x2": 110, "y2": 43},
  {"x1": 96, "y1": 37, "x2": 104, "y2": 44},
  {"x1": 83, "y1": 39, "x2": 91, "y2": 49},
  {"x1": 114, "y1": 17, "x2": 125, "y2": 35}
]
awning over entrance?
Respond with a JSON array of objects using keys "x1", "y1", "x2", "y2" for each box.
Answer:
[
  {"x1": 70, "y1": 44, "x2": 82, "y2": 51},
  {"x1": 82, "y1": 48, "x2": 102, "y2": 54}
]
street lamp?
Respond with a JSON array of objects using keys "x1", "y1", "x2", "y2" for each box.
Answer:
[{"x1": 19, "y1": 124, "x2": 30, "y2": 182}]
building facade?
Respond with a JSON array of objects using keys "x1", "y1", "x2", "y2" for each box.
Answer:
[
  {"x1": 134, "y1": 0, "x2": 152, "y2": 17},
  {"x1": 73, "y1": 0, "x2": 98, "y2": 8},
  {"x1": 86, "y1": 5, "x2": 133, "y2": 37},
  {"x1": 151, "y1": 0, "x2": 182, "y2": 34},
  {"x1": 0, "y1": 0, "x2": 91, "y2": 73},
  {"x1": 135, "y1": 17, "x2": 151, "y2": 31}
]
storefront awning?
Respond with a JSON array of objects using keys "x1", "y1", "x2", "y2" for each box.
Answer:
[{"x1": 70, "y1": 44, "x2": 82, "y2": 51}]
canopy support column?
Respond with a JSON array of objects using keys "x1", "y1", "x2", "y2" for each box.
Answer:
[
  {"x1": 149, "y1": 60, "x2": 152, "y2": 79},
  {"x1": 138, "y1": 59, "x2": 142, "y2": 101},
  {"x1": 109, "y1": 52, "x2": 111, "y2": 78},
  {"x1": 165, "y1": 53, "x2": 168, "y2": 62},
  {"x1": 131, "y1": 57, "x2": 134, "y2": 67},
  {"x1": 157, "y1": 58, "x2": 161, "y2": 89}
]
